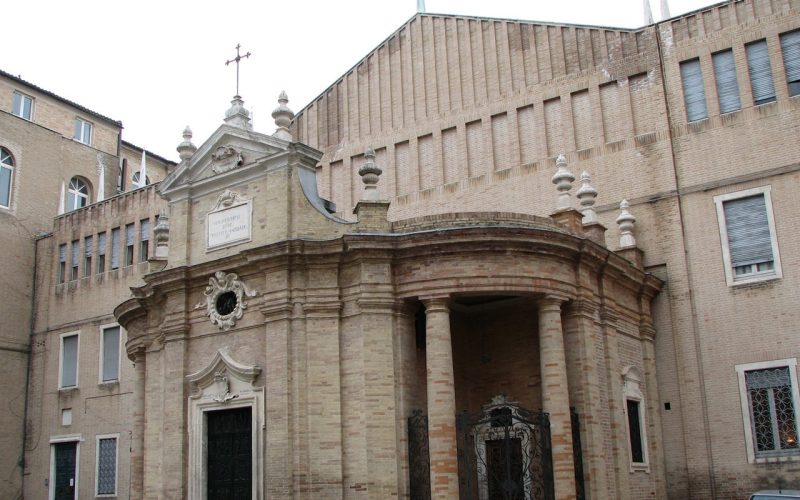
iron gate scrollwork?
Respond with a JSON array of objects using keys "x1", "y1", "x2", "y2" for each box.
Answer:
[
  {"x1": 456, "y1": 396, "x2": 554, "y2": 500},
  {"x1": 408, "y1": 410, "x2": 431, "y2": 500}
]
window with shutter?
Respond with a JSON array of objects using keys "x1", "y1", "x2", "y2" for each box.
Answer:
[
  {"x1": 83, "y1": 236, "x2": 92, "y2": 277},
  {"x1": 101, "y1": 326, "x2": 120, "y2": 382},
  {"x1": 712, "y1": 49, "x2": 741, "y2": 114},
  {"x1": 680, "y1": 59, "x2": 708, "y2": 121},
  {"x1": 780, "y1": 30, "x2": 800, "y2": 97},
  {"x1": 60, "y1": 333, "x2": 79, "y2": 389},
  {"x1": 125, "y1": 223, "x2": 135, "y2": 266},
  {"x1": 70, "y1": 240, "x2": 79, "y2": 281},
  {"x1": 746, "y1": 40, "x2": 776, "y2": 105},
  {"x1": 58, "y1": 243, "x2": 67, "y2": 284},
  {"x1": 97, "y1": 232, "x2": 106, "y2": 274},
  {"x1": 110, "y1": 228, "x2": 120, "y2": 270},
  {"x1": 139, "y1": 219, "x2": 150, "y2": 262},
  {"x1": 715, "y1": 187, "x2": 782, "y2": 286}
]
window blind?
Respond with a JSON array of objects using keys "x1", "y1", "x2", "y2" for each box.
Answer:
[
  {"x1": 61, "y1": 335, "x2": 78, "y2": 387},
  {"x1": 680, "y1": 59, "x2": 708, "y2": 121},
  {"x1": 140, "y1": 219, "x2": 150, "y2": 241},
  {"x1": 71, "y1": 240, "x2": 79, "y2": 267},
  {"x1": 111, "y1": 228, "x2": 120, "y2": 269},
  {"x1": 724, "y1": 195, "x2": 774, "y2": 267},
  {"x1": 102, "y1": 327, "x2": 120, "y2": 382},
  {"x1": 125, "y1": 223, "x2": 135, "y2": 246},
  {"x1": 746, "y1": 40, "x2": 776, "y2": 105},
  {"x1": 780, "y1": 30, "x2": 800, "y2": 96},
  {"x1": 84, "y1": 236, "x2": 93, "y2": 257},
  {"x1": 712, "y1": 50, "x2": 741, "y2": 113},
  {"x1": 59, "y1": 243, "x2": 66, "y2": 262},
  {"x1": 97, "y1": 232, "x2": 106, "y2": 256}
]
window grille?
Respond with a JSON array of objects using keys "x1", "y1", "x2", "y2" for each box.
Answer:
[
  {"x1": 102, "y1": 327, "x2": 120, "y2": 382},
  {"x1": 723, "y1": 194, "x2": 774, "y2": 277},
  {"x1": 746, "y1": 40, "x2": 776, "y2": 105},
  {"x1": 60, "y1": 335, "x2": 78, "y2": 388},
  {"x1": 746, "y1": 367, "x2": 799, "y2": 455},
  {"x1": 97, "y1": 437, "x2": 117, "y2": 495},
  {"x1": 680, "y1": 59, "x2": 708, "y2": 121},
  {"x1": 780, "y1": 30, "x2": 800, "y2": 96},
  {"x1": 712, "y1": 49, "x2": 741, "y2": 113}
]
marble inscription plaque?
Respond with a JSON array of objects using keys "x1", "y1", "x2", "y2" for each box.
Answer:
[{"x1": 207, "y1": 202, "x2": 251, "y2": 249}]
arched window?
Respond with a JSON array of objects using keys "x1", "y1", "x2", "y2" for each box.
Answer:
[
  {"x1": 67, "y1": 177, "x2": 90, "y2": 211},
  {"x1": 131, "y1": 171, "x2": 150, "y2": 188},
  {"x1": 0, "y1": 148, "x2": 13, "y2": 209}
]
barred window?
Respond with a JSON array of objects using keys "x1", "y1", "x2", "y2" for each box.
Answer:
[
  {"x1": 745, "y1": 367, "x2": 799, "y2": 456},
  {"x1": 96, "y1": 436, "x2": 117, "y2": 495}
]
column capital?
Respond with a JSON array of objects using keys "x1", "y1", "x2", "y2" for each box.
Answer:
[
  {"x1": 639, "y1": 322, "x2": 657, "y2": 342},
  {"x1": 538, "y1": 294, "x2": 568, "y2": 312},
  {"x1": 422, "y1": 296, "x2": 450, "y2": 313}
]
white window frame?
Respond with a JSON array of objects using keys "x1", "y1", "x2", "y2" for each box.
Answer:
[
  {"x1": 622, "y1": 365, "x2": 650, "y2": 471},
  {"x1": 12, "y1": 91, "x2": 34, "y2": 120},
  {"x1": 74, "y1": 117, "x2": 93, "y2": 145},
  {"x1": 714, "y1": 186, "x2": 782, "y2": 286},
  {"x1": 59, "y1": 332, "x2": 80, "y2": 390},
  {"x1": 736, "y1": 358, "x2": 800, "y2": 464},
  {"x1": 94, "y1": 433, "x2": 119, "y2": 497},
  {"x1": 0, "y1": 147, "x2": 14, "y2": 210},
  {"x1": 98, "y1": 324, "x2": 122, "y2": 384},
  {"x1": 49, "y1": 434, "x2": 82, "y2": 500}
]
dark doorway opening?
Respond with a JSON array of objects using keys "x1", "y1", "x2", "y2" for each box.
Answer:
[
  {"x1": 53, "y1": 441, "x2": 77, "y2": 500},
  {"x1": 207, "y1": 406, "x2": 252, "y2": 500}
]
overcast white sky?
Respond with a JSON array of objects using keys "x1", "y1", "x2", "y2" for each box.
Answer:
[{"x1": 4, "y1": 0, "x2": 718, "y2": 160}]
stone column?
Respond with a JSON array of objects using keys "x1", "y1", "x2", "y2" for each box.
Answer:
[
  {"x1": 130, "y1": 348, "x2": 146, "y2": 500},
  {"x1": 538, "y1": 295, "x2": 576, "y2": 500},
  {"x1": 423, "y1": 297, "x2": 460, "y2": 499}
]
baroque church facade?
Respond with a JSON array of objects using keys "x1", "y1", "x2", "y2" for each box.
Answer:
[{"x1": 1, "y1": 0, "x2": 800, "y2": 498}]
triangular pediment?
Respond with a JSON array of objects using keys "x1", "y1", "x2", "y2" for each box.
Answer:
[{"x1": 159, "y1": 123, "x2": 294, "y2": 198}]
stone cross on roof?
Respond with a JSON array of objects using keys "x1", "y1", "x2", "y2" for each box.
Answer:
[{"x1": 225, "y1": 43, "x2": 251, "y2": 97}]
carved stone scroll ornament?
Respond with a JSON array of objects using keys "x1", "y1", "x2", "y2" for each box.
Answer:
[
  {"x1": 194, "y1": 271, "x2": 257, "y2": 330},
  {"x1": 210, "y1": 145, "x2": 244, "y2": 174},
  {"x1": 208, "y1": 189, "x2": 247, "y2": 213}
]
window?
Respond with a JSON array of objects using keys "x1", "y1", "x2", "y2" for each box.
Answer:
[
  {"x1": 780, "y1": 30, "x2": 800, "y2": 97},
  {"x1": 73, "y1": 117, "x2": 92, "y2": 145},
  {"x1": 125, "y1": 223, "x2": 135, "y2": 266},
  {"x1": 97, "y1": 232, "x2": 106, "y2": 273},
  {"x1": 736, "y1": 359, "x2": 800, "y2": 462},
  {"x1": 0, "y1": 147, "x2": 13, "y2": 209},
  {"x1": 70, "y1": 239, "x2": 79, "y2": 281},
  {"x1": 622, "y1": 366, "x2": 649, "y2": 469},
  {"x1": 712, "y1": 49, "x2": 742, "y2": 114},
  {"x1": 83, "y1": 236, "x2": 92, "y2": 277},
  {"x1": 100, "y1": 326, "x2": 120, "y2": 383},
  {"x1": 95, "y1": 435, "x2": 118, "y2": 496},
  {"x1": 12, "y1": 91, "x2": 33, "y2": 120},
  {"x1": 131, "y1": 171, "x2": 150, "y2": 188},
  {"x1": 680, "y1": 58, "x2": 708, "y2": 121},
  {"x1": 110, "y1": 228, "x2": 120, "y2": 270},
  {"x1": 139, "y1": 219, "x2": 150, "y2": 262},
  {"x1": 746, "y1": 39, "x2": 776, "y2": 105},
  {"x1": 714, "y1": 187, "x2": 782, "y2": 285},
  {"x1": 117, "y1": 158, "x2": 127, "y2": 193},
  {"x1": 58, "y1": 244, "x2": 67, "y2": 284},
  {"x1": 59, "y1": 333, "x2": 79, "y2": 389},
  {"x1": 66, "y1": 177, "x2": 90, "y2": 211}
]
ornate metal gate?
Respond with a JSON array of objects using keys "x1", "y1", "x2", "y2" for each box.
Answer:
[{"x1": 456, "y1": 396, "x2": 554, "y2": 500}]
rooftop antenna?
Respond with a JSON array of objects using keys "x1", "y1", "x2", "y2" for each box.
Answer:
[
  {"x1": 225, "y1": 43, "x2": 251, "y2": 97},
  {"x1": 417, "y1": 0, "x2": 426, "y2": 13}
]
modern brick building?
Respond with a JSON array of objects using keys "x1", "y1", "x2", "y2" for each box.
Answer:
[{"x1": 3, "y1": 0, "x2": 800, "y2": 498}]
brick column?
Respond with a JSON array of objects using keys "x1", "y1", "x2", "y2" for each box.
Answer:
[
  {"x1": 423, "y1": 297, "x2": 460, "y2": 499},
  {"x1": 538, "y1": 295, "x2": 576, "y2": 500},
  {"x1": 130, "y1": 348, "x2": 146, "y2": 500}
]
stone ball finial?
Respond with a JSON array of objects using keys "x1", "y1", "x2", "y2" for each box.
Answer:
[
  {"x1": 551, "y1": 153, "x2": 575, "y2": 210},
  {"x1": 616, "y1": 199, "x2": 637, "y2": 247},
  {"x1": 358, "y1": 147, "x2": 383, "y2": 201},
  {"x1": 272, "y1": 91, "x2": 294, "y2": 141},
  {"x1": 576, "y1": 171, "x2": 598, "y2": 224},
  {"x1": 177, "y1": 125, "x2": 197, "y2": 161}
]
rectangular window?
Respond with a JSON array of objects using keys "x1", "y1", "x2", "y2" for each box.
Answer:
[
  {"x1": 737, "y1": 359, "x2": 800, "y2": 462},
  {"x1": 60, "y1": 333, "x2": 79, "y2": 389},
  {"x1": 83, "y1": 236, "x2": 92, "y2": 277},
  {"x1": 101, "y1": 326, "x2": 120, "y2": 383},
  {"x1": 70, "y1": 239, "x2": 79, "y2": 281},
  {"x1": 110, "y1": 228, "x2": 120, "y2": 270},
  {"x1": 97, "y1": 232, "x2": 106, "y2": 274},
  {"x1": 96, "y1": 436, "x2": 118, "y2": 496},
  {"x1": 712, "y1": 49, "x2": 742, "y2": 114},
  {"x1": 139, "y1": 219, "x2": 150, "y2": 262},
  {"x1": 12, "y1": 91, "x2": 33, "y2": 120},
  {"x1": 715, "y1": 187, "x2": 781, "y2": 285},
  {"x1": 746, "y1": 39, "x2": 776, "y2": 105},
  {"x1": 58, "y1": 243, "x2": 67, "y2": 284},
  {"x1": 73, "y1": 117, "x2": 93, "y2": 145},
  {"x1": 626, "y1": 399, "x2": 645, "y2": 463},
  {"x1": 780, "y1": 30, "x2": 800, "y2": 97},
  {"x1": 125, "y1": 223, "x2": 135, "y2": 266},
  {"x1": 680, "y1": 58, "x2": 708, "y2": 121},
  {"x1": 117, "y1": 159, "x2": 127, "y2": 193}
]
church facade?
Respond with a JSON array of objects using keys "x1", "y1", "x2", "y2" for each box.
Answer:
[{"x1": 6, "y1": 0, "x2": 800, "y2": 499}]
